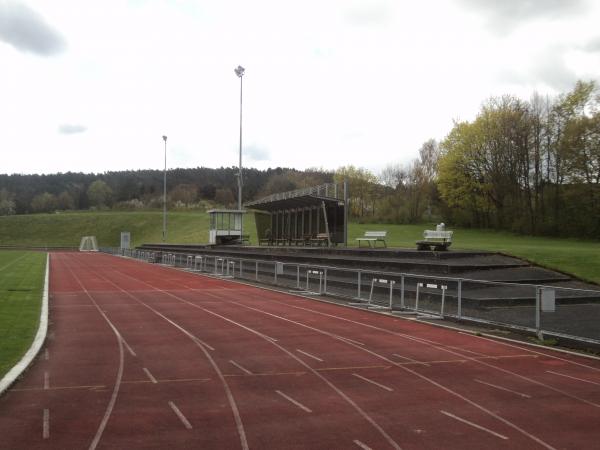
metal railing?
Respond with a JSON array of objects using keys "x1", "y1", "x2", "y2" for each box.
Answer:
[
  {"x1": 104, "y1": 247, "x2": 600, "y2": 346},
  {"x1": 245, "y1": 182, "x2": 343, "y2": 207}
]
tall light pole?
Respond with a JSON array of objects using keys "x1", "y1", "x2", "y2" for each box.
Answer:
[
  {"x1": 162, "y1": 135, "x2": 167, "y2": 242},
  {"x1": 234, "y1": 65, "x2": 245, "y2": 211}
]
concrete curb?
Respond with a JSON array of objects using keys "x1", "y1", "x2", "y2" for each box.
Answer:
[{"x1": 0, "y1": 253, "x2": 50, "y2": 395}]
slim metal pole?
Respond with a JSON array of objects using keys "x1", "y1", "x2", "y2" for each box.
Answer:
[
  {"x1": 238, "y1": 73, "x2": 243, "y2": 210},
  {"x1": 162, "y1": 135, "x2": 167, "y2": 242}
]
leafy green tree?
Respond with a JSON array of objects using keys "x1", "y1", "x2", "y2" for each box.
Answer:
[
  {"x1": 87, "y1": 180, "x2": 113, "y2": 208},
  {"x1": 31, "y1": 192, "x2": 58, "y2": 213}
]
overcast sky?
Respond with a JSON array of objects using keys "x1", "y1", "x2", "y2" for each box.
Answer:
[{"x1": 1, "y1": 0, "x2": 599, "y2": 175}]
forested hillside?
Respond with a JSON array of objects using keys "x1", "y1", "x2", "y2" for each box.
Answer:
[{"x1": 1, "y1": 80, "x2": 599, "y2": 240}]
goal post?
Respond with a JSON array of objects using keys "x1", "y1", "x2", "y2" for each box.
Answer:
[{"x1": 79, "y1": 236, "x2": 99, "y2": 252}]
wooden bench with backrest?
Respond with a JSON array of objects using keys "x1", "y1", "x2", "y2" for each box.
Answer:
[
  {"x1": 416, "y1": 229, "x2": 453, "y2": 251},
  {"x1": 356, "y1": 231, "x2": 387, "y2": 248},
  {"x1": 309, "y1": 233, "x2": 330, "y2": 246}
]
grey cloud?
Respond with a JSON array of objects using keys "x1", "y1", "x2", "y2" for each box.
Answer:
[
  {"x1": 58, "y1": 124, "x2": 87, "y2": 135},
  {"x1": 584, "y1": 37, "x2": 600, "y2": 52},
  {"x1": 497, "y1": 45, "x2": 577, "y2": 92},
  {"x1": 457, "y1": 0, "x2": 587, "y2": 34},
  {"x1": 244, "y1": 144, "x2": 270, "y2": 161},
  {"x1": 0, "y1": 1, "x2": 66, "y2": 56},
  {"x1": 343, "y1": 1, "x2": 393, "y2": 26}
]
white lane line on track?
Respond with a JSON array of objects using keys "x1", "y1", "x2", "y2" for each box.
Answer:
[
  {"x1": 193, "y1": 337, "x2": 215, "y2": 351},
  {"x1": 546, "y1": 370, "x2": 600, "y2": 386},
  {"x1": 44, "y1": 349, "x2": 49, "y2": 360},
  {"x1": 43, "y1": 372, "x2": 49, "y2": 390},
  {"x1": 335, "y1": 335, "x2": 364, "y2": 346},
  {"x1": 232, "y1": 299, "x2": 555, "y2": 450},
  {"x1": 296, "y1": 349, "x2": 324, "y2": 362},
  {"x1": 91, "y1": 266, "x2": 249, "y2": 450},
  {"x1": 143, "y1": 368, "x2": 158, "y2": 384},
  {"x1": 110, "y1": 261, "x2": 400, "y2": 450},
  {"x1": 65, "y1": 258, "x2": 125, "y2": 450},
  {"x1": 274, "y1": 298, "x2": 600, "y2": 412},
  {"x1": 43, "y1": 409, "x2": 50, "y2": 439},
  {"x1": 123, "y1": 341, "x2": 137, "y2": 357},
  {"x1": 229, "y1": 360, "x2": 253, "y2": 375},
  {"x1": 169, "y1": 401, "x2": 193, "y2": 429},
  {"x1": 474, "y1": 379, "x2": 531, "y2": 399},
  {"x1": 440, "y1": 410, "x2": 509, "y2": 440},
  {"x1": 353, "y1": 440, "x2": 373, "y2": 450},
  {"x1": 352, "y1": 373, "x2": 394, "y2": 392},
  {"x1": 393, "y1": 353, "x2": 430, "y2": 366},
  {"x1": 276, "y1": 390, "x2": 312, "y2": 413}
]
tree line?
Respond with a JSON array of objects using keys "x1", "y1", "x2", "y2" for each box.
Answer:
[
  {"x1": 0, "y1": 167, "x2": 332, "y2": 215},
  {"x1": 2, "y1": 80, "x2": 598, "y2": 239}
]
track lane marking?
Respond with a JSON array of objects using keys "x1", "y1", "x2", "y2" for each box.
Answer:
[
  {"x1": 43, "y1": 409, "x2": 49, "y2": 439},
  {"x1": 85, "y1": 266, "x2": 248, "y2": 450},
  {"x1": 110, "y1": 268, "x2": 402, "y2": 450},
  {"x1": 230, "y1": 360, "x2": 253, "y2": 375},
  {"x1": 143, "y1": 368, "x2": 158, "y2": 384},
  {"x1": 276, "y1": 390, "x2": 312, "y2": 413},
  {"x1": 232, "y1": 300, "x2": 556, "y2": 450},
  {"x1": 64, "y1": 258, "x2": 126, "y2": 450},
  {"x1": 123, "y1": 341, "x2": 137, "y2": 357},
  {"x1": 44, "y1": 349, "x2": 49, "y2": 360},
  {"x1": 296, "y1": 349, "x2": 324, "y2": 362},
  {"x1": 258, "y1": 296, "x2": 599, "y2": 411},
  {"x1": 43, "y1": 372, "x2": 49, "y2": 390},
  {"x1": 169, "y1": 401, "x2": 192, "y2": 429},
  {"x1": 352, "y1": 373, "x2": 393, "y2": 392},
  {"x1": 440, "y1": 410, "x2": 509, "y2": 440},
  {"x1": 546, "y1": 370, "x2": 600, "y2": 386},
  {"x1": 392, "y1": 353, "x2": 430, "y2": 366},
  {"x1": 354, "y1": 440, "x2": 373, "y2": 450},
  {"x1": 474, "y1": 379, "x2": 531, "y2": 399}
]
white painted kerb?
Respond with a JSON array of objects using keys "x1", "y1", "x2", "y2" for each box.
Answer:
[{"x1": 0, "y1": 253, "x2": 50, "y2": 395}]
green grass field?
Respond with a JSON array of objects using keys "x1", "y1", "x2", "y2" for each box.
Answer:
[
  {"x1": 0, "y1": 251, "x2": 47, "y2": 379},
  {"x1": 1, "y1": 212, "x2": 599, "y2": 284}
]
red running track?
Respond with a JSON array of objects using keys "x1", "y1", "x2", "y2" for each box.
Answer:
[{"x1": 2, "y1": 252, "x2": 600, "y2": 449}]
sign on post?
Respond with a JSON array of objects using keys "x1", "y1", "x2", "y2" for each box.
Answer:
[
  {"x1": 541, "y1": 288, "x2": 556, "y2": 312},
  {"x1": 120, "y1": 231, "x2": 131, "y2": 249}
]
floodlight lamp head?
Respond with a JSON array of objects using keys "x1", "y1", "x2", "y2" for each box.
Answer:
[
  {"x1": 234, "y1": 65, "x2": 245, "y2": 77},
  {"x1": 162, "y1": 135, "x2": 167, "y2": 142}
]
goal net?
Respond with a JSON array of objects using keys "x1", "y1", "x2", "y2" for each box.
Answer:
[{"x1": 79, "y1": 236, "x2": 99, "y2": 252}]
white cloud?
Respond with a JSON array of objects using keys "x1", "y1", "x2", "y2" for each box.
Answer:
[
  {"x1": 58, "y1": 124, "x2": 87, "y2": 134},
  {"x1": 0, "y1": 1, "x2": 66, "y2": 55},
  {"x1": 1, "y1": 0, "x2": 599, "y2": 176}
]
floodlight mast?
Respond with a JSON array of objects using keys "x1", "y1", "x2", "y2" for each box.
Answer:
[
  {"x1": 162, "y1": 135, "x2": 167, "y2": 242},
  {"x1": 235, "y1": 65, "x2": 245, "y2": 211}
]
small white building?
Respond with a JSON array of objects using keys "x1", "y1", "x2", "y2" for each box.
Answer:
[{"x1": 208, "y1": 209, "x2": 246, "y2": 245}]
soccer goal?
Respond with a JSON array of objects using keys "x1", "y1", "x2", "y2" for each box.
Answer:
[{"x1": 79, "y1": 236, "x2": 99, "y2": 252}]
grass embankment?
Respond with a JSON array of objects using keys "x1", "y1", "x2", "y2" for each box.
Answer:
[
  {"x1": 0, "y1": 211, "x2": 257, "y2": 248},
  {"x1": 0, "y1": 251, "x2": 46, "y2": 379},
  {"x1": 1, "y1": 212, "x2": 599, "y2": 284},
  {"x1": 350, "y1": 223, "x2": 600, "y2": 285}
]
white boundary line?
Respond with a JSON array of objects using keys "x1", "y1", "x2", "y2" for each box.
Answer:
[
  {"x1": 143, "y1": 368, "x2": 158, "y2": 384},
  {"x1": 229, "y1": 360, "x2": 253, "y2": 375},
  {"x1": 474, "y1": 379, "x2": 531, "y2": 399},
  {"x1": 546, "y1": 370, "x2": 600, "y2": 386},
  {"x1": 43, "y1": 408, "x2": 50, "y2": 439},
  {"x1": 353, "y1": 440, "x2": 373, "y2": 450},
  {"x1": 169, "y1": 401, "x2": 193, "y2": 429},
  {"x1": 352, "y1": 373, "x2": 394, "y2": 392},
  {"x1": 0, "y1": 253, "x2": 49, "y2": 395},
  {"x1": 276, "y1": 390, "x2": 312, "y2": 413},
  {"x1": 440, "y1": 410, "x2": 509, "y2": 440},
  {"x1": 296, "y1": 349, "x2": 324, "y2": 362}
]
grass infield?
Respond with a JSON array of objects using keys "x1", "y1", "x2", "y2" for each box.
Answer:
[{"x1": 0, "y1": 251, "x2": 46, "y2": 379}]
